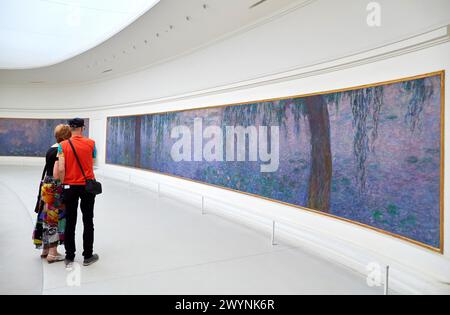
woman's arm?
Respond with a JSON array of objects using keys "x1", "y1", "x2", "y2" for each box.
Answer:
[
  {"x1": 58, "y1": 156, "x2": 65, "y2": 184},
  {"x1": 57, "y1": 144, "x2": 65, "y2": 184},
  {"x1": 53, "y1": 161, "x2": 60, "y2": 181}
]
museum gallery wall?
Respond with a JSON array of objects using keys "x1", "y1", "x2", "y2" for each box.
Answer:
[
  {"x1": 0, "y1": 118, "x2": 90, "y2": 157},
  {"x1": 106, "y1": 72, "x2": 444, "y2": 252}
]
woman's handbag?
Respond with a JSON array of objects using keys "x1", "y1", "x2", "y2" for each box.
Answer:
[
  {"x1": 68, "y1": 139, "x2": 103, "y2": 196},
  {"x1": 34, "y1": 165, "x2": 47, "y2": 213}
]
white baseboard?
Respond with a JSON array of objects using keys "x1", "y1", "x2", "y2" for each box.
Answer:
[{"x1": 0, "y1": 157, "x2": 45, "y2": 167}]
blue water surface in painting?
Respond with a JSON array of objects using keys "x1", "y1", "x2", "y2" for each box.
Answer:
[
  {"x1": 106, "y1": 75, "x2": 442, "y2": 249},
  {"x1": 106, "y1": 116, "x2": 137, "y2": 166},
  {"x1": 0, "y1": 118, "x2": 90, "y2": 157}
]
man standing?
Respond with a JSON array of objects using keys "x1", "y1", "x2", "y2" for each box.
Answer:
[{"x1": 58, "y1": 118, "x2": 99, "y2": 267}]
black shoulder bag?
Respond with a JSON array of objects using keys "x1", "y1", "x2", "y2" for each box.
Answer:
[
  {"x1": 34, "y1": 164, "x2": 47, "y2": 213},
  {"x1": 68, "y1": 139, "x2": 103, "y2": 195}
]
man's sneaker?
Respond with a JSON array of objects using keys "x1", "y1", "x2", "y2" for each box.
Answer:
[
  {"x1": 65, "y1": 259, "x2": 74, "y2": 269},
  {"x1": 83, "y1": 254, "x2": 99, "y2": 266}
]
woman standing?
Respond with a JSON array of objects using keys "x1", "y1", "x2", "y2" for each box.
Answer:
[{"x1": 33, "y1": 124, "x2": 72, "y2": 263}]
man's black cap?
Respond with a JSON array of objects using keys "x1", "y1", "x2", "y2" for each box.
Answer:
[{"x1": 68, "y1": 118, "x2": 85, "y2": 128}]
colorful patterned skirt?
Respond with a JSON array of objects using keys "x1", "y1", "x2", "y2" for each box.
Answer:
[{"x1": 33, "y1": 177, "x2": 66, "y2": 249}]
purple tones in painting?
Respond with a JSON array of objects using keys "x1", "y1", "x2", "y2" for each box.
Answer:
[
  {"x1": 106, "y1": 116, "x2": 137, "y2": 166},
  {"x1": 0, "y1": 118, "x2": 90, "y2": 157},
  {"x1": 106, "y1": 74, "x2": 443, "y2": 249}
]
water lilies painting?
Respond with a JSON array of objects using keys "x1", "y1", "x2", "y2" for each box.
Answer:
[
  {"x1": 0, "y1": 118, "x2": 90, "y2": 157},
  {"x1": 106, "y1": 72, "x2": 444, "y2": 251}
]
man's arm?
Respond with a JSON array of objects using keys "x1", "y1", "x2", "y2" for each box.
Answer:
[
  {"x1": 57, "y1": 144, "x2": 66, "y2": 183},
  {"x1": 92, "y1": 143, "x2": 98, "y2": 167}
]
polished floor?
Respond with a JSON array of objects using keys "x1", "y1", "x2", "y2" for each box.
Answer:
[{"x1": 0, "y1": 165, "x2": 383, "y2": 295}]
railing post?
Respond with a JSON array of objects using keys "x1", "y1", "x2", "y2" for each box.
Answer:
[
  {"x1": 201, "y1": 196, "x2": 205, "y2": 215},
  {"x1": 384, "y1": 265, "x2": 390, "y2": 295},
  {"x1": 271, "y1": 221, "x2": 276, "y2": 246}
]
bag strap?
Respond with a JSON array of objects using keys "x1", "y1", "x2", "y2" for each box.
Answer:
[
  {"x1": 37, "y1": 163, "x2": 47, "y2": 197},
  {"x1": 40, "y1": 163, "x2": 47, "y2": 181},
  {"x1": 68, "y1": 139, "x2": 88, "y2": 181}
]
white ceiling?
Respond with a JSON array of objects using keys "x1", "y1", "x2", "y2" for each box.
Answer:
[
  {"x1": 0, "y1": 0, "x2": 299, "y2": 85},
  {"x1": 0, "y1": 0, "x2": 160, "y2": 69}
]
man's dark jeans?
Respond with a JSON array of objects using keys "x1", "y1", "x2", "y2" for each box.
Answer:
[{"x1": 63, "y1": 185, "x2": 96, "y2": 260}]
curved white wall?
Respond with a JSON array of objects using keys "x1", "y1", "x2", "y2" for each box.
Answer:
[{"x1": 1, "y1": 0, "x2": 450, "y2": 294}]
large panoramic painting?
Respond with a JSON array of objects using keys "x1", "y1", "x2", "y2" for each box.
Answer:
[
  {"x1": 0, "y1": 118, "x2": 89, "y2": 157},
  {"x1": 106, "y1": 72, "x2": 444, "y2": 251}
]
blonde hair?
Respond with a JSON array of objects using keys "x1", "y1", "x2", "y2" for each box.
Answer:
[{"x1": 54, "y1": 124, "x2": 72, "y2": 143}]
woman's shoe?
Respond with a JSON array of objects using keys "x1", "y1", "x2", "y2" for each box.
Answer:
[{"x1": 47, "y1": 254, "x2": 65, "y2": 264}]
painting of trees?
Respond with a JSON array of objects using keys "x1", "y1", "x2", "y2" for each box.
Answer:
[
  {"x1": 106, "y1": 72, "x2": 443, "y2": 250},
  {"x1": 304, "y1": 95, "x2": 332, "y2": 212}
]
